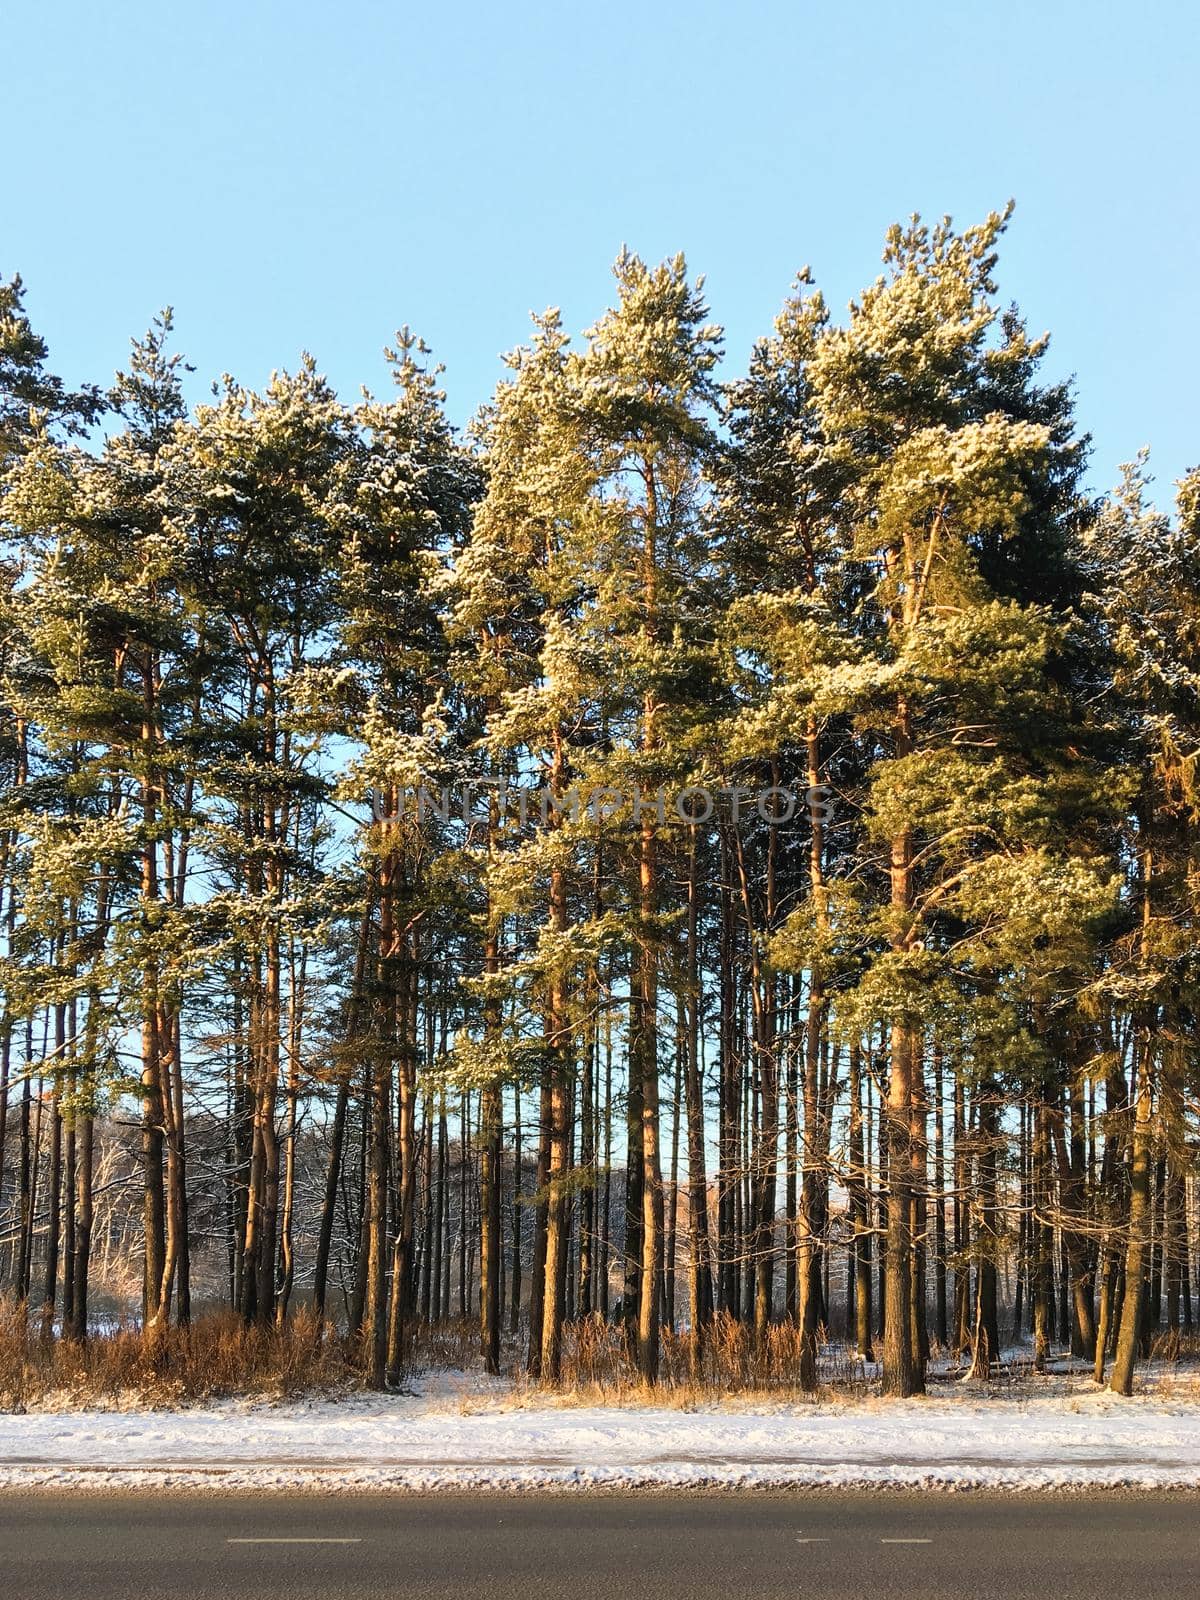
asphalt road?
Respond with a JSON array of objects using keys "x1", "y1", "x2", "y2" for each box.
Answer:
[{"x1": 0, "y1": 1491, "x2": 1197, "y2": 1599}]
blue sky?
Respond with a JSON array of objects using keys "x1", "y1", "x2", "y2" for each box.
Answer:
[{"x1": 5, "y1": 0, "x2": 1197, "y2": 498}]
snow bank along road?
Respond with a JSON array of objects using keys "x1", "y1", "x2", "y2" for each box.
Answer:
[
  {"x1": 2, "y1": 1387, "x2": 1200, "y2": 1491},
  {"x1": 2, "y1": 1492, "x2": 1199, "y2": 1600}
]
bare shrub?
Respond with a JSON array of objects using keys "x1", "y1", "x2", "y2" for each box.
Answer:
[{"x1": 0, "y1": 1298, "x2": 360, "y2": 1408}]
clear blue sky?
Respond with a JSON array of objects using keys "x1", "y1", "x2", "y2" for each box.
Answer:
[{"x1": 5, "y1": 0, "x2": 1197, "y2": 498}]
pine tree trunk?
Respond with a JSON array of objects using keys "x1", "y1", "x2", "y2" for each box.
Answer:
[
  {"x1": 968, "y1": 1082, "x2": 1000, "y2": 1375},
  {"x1": 623, "y1": 1035, "x2": 644, "y2": 1342},
  {"x1": 636, "y1": 803, "x2": 664, "y2": 1384},
  {"x1": 479, "y1": 1080, "x2": 502, "y2": 1373},
  {"x1": 849, "y1": 1043, "x2": 874, "y2": 1361},
  {"x1": 526, "y1": 1071, "x2": 551, "y2": 1375},
  {"x1": 1110, "y1": 1047, "x2": 1154, "y2": 1394},
  {"x1": 509, "y1": 1086, "x2": 523, "y2": 1335},
  {"x1": 881, "y1": 686, "x2": 922, "y2": 1395},
  {"x1": 1033, "y1": 1100, "x2": 1053, "y2": 1371},
  {"x1": 883, "y1": 1020, "x2": 920, "y2": 1395},
  {"x1": 39, "y1": 1077, "x2": 62, "y2": 1343},
  {"x1": 540, "y1": 836, "x2": 572, "y2": 1381},
  {"x1": 313, "y1": 954, "x2": 359, "y2": 1325},
  {"x1": 932, "y1": 1046, "x2": 947, "y2": 1348},
  {"x1": 385, "y1": 959, "x2": 419, "y2": 1382},
  {"x1": 578, "y1": 1019, "x2": 595, "y2": 1318},
  {"x1": 364, "y1": 1047, "x2": 389, "y2": 1387},
  {"x1": 716, "y1": 837, "x2": 737, "y2": 1317},
  {"x1": 434, "y1": 1109, "x2": 448, "y2": 1322},
  {"x1": 69, "y1": 1091, "x2": 93, "y2": 1340},
  {"x1": 683, "y1": 828, "x2": 712, "y2": 1364},
  {"x1": 796, "y1": 988, "x2": 823, "y2": 1389}
]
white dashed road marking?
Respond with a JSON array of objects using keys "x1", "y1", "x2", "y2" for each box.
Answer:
[{"x1": 226, "y1": 1538, "x2": 363, "y2": 1545}]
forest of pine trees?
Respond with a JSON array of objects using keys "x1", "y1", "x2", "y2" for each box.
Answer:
[{"x1": 2, "y1": 207, "x2": 1198, "y2": 1399}]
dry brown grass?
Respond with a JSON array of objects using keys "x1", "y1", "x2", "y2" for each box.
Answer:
[
  {"x1": 540, "y1": 1312, "x2": 870, "y2": 1404},
  {"x1": 402, "y1": 1311, "x2": 871, "y2": 1405},
  {"x1": 0, "y1": 1298, "x2": 360, "y2": 1408},
  {"x1": 7, "y1": 1296, "x2": 1196, "y2": 1410},
  {"x1": 404, "y1": 1314, "x2": 483, "y2": 1374}
]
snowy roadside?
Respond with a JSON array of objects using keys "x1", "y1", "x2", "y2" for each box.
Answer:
[{"x1": 3, "y1": 1375, "x2": 1200, "y2": 1492}]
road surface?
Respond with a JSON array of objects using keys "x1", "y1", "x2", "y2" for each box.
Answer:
[{"x1": 0, "y1": 1491, "x2": 1197, "y2": 1598}]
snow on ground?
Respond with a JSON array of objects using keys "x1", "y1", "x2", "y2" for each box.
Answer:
[{"x1": 3, "y1": 1370, "x2": 1200, "y2": 1492}]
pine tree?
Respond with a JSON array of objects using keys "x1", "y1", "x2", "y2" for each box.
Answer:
[
  {"x1": 806, "y1": 208, "x2": 1115, "y2": 1394},
  {"x1": 167, "y1": 359, "x2": 350, "y2": 1330},
  {"x1": 337, "y1": 330, "x2": 478, "y2": 1383},
  {"x1": 567, "y1": 252, "x2": 722, "y2": 1382},
  {"x1": 717, "y1": 267, "x2": 851, "y2": 1376},
  {"x1": 0, "y1": 273, "x2": 99, "y2": 464},
  {"x1": 1083, "y1": 458, "x2": 1200, "y2": 1392},
  {"x1": 452, "y1": 309, "x2": 594, "y2": 1379},
  {"x1": 0, "y1": 219, "x2": 1196, "y2": 1411}
]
